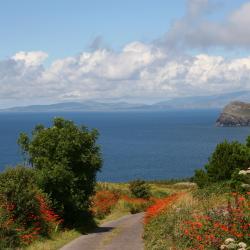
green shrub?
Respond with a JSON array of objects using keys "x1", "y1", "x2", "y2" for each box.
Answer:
[
  {"x1": 129, "y1": 179, "x2": 151, "y2": 199},
  {"x1": 18, "y1": 117, "x2": 102, "y2": 226},
  {"x1": 193, "y1": 169, "x2": 210, "y2": 188},
  {"x1": 0, "y1": 166, "x2": 54, "y2": 248},
  {"x1": 0, "y1": 207, "x2": 21, "y2": 249},
  {"x1": 194, "y1": 140, "x2": 250, "y2": 187}
]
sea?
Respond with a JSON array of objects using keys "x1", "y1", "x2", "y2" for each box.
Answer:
[{"x1": 0, "y1": 110, "x2": 249, "y2": 182}]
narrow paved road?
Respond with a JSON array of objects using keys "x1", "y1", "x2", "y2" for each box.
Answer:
[{"x1": 60, "y1": 213, "x2": 144, "y2": 250}]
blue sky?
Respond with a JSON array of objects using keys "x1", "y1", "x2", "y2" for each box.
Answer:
[
  {"x1": 0, "y1": 0, "x2": 250, "y2": 107},
  {"x1": 0, "y1": 0, "x2": 185, "y2": 61},
  {"x1": 0, "y1": 0, "x2": 247, "y2": 61}
]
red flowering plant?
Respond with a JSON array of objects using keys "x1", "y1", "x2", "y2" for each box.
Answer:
[
  {"x1": 177, "y1": 192, "x2": 250, "y2": 249},
  {"x1": 0, "y1": 166, "x2": 62, "y2": 248},
  {"x1": 91, "y1": 190, "x2": 119, "y2": 218},
  {"x1": 145, "y1": 192, "x2": 186, "y2": 224}
]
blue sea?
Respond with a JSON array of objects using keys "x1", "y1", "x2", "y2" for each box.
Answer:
[{"x1": 0, "y1": 111, "x2": 249, "y2": 182}]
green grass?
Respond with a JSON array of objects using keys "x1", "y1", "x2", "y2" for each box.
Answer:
[{"x1": 25, "y1": 230, "x2": 81, "y2": 250}]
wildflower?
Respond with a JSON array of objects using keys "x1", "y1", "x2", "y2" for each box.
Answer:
[
  {"x1": 226, "y1": 243, "x2": 237, "y2": 249},
  {"x1": 196, "y1": 235, "x2": 202, "y2": 241},
  {"x1": 220, "y1": 245, "x2": 227, "y2": 250},
  {"x1": 241, "y1": 184, "x2": 250, "y2": 189},
  {"x1": 239, "y1": 170, "x2": 247, "y2": 175},
  {"x1": 238, "y1": 242, "x2": 247, "y2": 248},
  {"x1": 224, "y1": 238, "x2": 235, "y2": 244},
  {"x1": 144, "y1": 192, "x2": 185, "y2": 223}
]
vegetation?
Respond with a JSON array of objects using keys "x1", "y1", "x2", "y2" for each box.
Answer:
[
  {"x1": 144, "y1": 190, "x2": 250, "y2": 250},
  {"x1": 129, "y1": 179, "x2": 151, "y2": 199},
  {"x1": 1, "y1": 117, "x2": 250, "y2": 249},
  {"x1": 18, "y1": 117, "x2": 102, "y2": 226},
  {"x1": 194, "y1": 140, "x2": 250, "y2": 187},
  {"x1": 144, "y1": 135, "x2": 250, "y2": 250},
  {"x1": 91, "y1": 190, "x2": 120, "y2": 219},
  {"x1": 25, "y1": 230, "x2": 81, "y2": 250},
  {"x1": 0, "y1": 166, "x2": 62, "y2": 249},
  {"x1": 0, "y1": 117, "x2": 102, "y2": 248}
]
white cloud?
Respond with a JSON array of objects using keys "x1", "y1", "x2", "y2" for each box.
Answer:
[
  {"x1": 164, "y1": 1, "x2": 250, "y2": 49},
  {"x1": 12, "y1": 51, "x2": 48, "y2": 66},
  {"x1": 0, "y1": 44, "x2": 250, "y2": 107}
]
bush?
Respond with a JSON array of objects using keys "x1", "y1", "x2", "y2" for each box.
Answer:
[
  {"x1": 0, "y1": 207, "x2": 21, "y2": 249},
  {"x1": 18, "y1": 117, "x2": 102, "y2": 226},
  {"x1": 91, "y1": 190, "x2": 119, "y2": 219},
  {"x1": 129, "y1": 179, "x2": 151, "y2": 199},
  {"x1": 194, "y1": 141, "x2": 250, "y2": 187},
  {"x1": 0, "y1": 166, "x2": 62, "y2": 248}
]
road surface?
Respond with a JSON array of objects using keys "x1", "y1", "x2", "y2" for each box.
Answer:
[{"x1": 60, "y1": 212, "x2": 144, "y2": 250}]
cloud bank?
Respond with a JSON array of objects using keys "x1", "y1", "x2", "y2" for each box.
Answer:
[
  {"x1": 164, "y1": 0, "x2": 250, "y2": 49},
  {"x1": 1, "y1": 0, "x2": 250, "y2": 107}
]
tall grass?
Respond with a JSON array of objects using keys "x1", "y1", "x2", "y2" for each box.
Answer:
[{"x1": 144, "y1": 188, "x2": 250, "y2": 250}]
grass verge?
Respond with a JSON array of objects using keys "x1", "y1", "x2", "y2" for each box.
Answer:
[{"x1": 25, "y1": 230, "x2": 81, "y2": 250}]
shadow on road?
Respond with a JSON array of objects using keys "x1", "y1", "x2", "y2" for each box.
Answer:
[{"x1": 94, "y1": 226, "x2": 114, "y2": 234}]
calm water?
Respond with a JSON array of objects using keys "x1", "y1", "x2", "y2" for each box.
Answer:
[{"x1": 0, "y1": 111, "x2": 249, "y2": 182}]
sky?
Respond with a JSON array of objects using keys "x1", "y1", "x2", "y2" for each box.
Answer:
[{"x1": 0, "y1": 0, "x2": 250, "y2": 107}]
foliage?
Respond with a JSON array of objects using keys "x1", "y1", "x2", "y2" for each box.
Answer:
[
  {"x1": 193, "y1": 181, "x2": 232, "y2": 199},
  {"x1": 193, "y1": 169, "x2": 210, "y2": 188},
  {"x1": 176, "y1": 193, "x2": 250, "y2": 249},
  {"x1": 18, "y1": 117, "x2": 102, "y2": 226},
  {"x1": 129, "y1": 179, "x2": 151, "y2": 199},
  {"x1": 91, "y1": 190, "x2": 119, "y2": 219},
  {"x1": 231, "y1": 167, "x2": 250, "y2": 192},
  {"x1": 144, "y1": 190, "x2": 250, "y2": 250},
  {"x1": 194, "y1": 141, "x2": 250, "y2": 187},
  {"x1": 0, "y1": 166, "x2": 62, "y2": 248}
]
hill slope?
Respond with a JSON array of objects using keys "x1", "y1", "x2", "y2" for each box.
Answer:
[
  {"x1": 216, "y1": 101, "x2": 250, "y2": 126},
  {"x1": 1, "y1": 91, "x2": 250, "y2": 112}
]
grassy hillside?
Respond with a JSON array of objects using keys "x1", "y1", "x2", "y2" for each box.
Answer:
[{"x1": 144, "y1": 182, "x2": 250, "y2": 250}]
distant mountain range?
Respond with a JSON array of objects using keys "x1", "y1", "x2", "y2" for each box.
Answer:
[{"x1": 1, "y1": 91, "x2": 250, "y2": 112}]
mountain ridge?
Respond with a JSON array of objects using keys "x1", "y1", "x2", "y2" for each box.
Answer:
[{"x1": 1, "y1": 91, "x2": 249, "y2": 112}]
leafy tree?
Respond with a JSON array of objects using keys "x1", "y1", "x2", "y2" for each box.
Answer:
[
  {"x1": 194, "y1": 140, "x2": 250, "y2": 187},
  {"x1": 246, "y1": 135, "x2": 250, "y2": 148},
  {"x1": 129, "y1": 179, "x2": 151, "y2": 199},
  {"x1": 18, "y1": 117, "x2": 102, "y2": 225},
  {"x1": 205, "y1": 141, "x2": 250, "y2": 181}
]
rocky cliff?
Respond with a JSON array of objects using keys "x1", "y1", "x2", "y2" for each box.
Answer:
[{"x1": 216, "y1": 101, "x2": 250, "y2": 126}]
